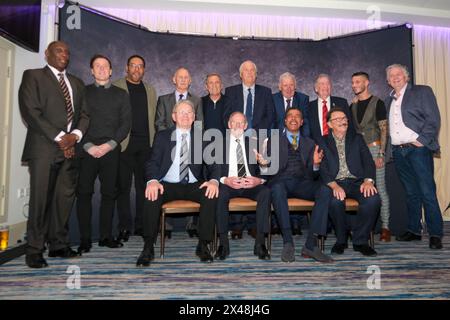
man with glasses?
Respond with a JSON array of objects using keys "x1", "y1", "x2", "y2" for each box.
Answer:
[
  {"x1": 320, "y1": 107, "x2": 381, "y2": 257},
  {"x1": 113, "y1": 55, "x2": 157, "y2": 240}
]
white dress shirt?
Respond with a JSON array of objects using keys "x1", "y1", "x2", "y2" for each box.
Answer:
[
  {"x1": 317, "y1": 96, "x2": 331, "y2": 135},
  {"x1": 389, "y1": 84, "x2": 419, "y2": 145},
  {"x1": 220, "y1": 135, "x2": 251, "y2": 183}
]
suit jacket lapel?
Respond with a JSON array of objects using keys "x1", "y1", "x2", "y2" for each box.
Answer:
[{"x1": 44, "y1": 66, "x2": 65, "y2": 102}]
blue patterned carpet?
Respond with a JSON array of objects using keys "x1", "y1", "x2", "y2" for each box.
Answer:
[{"x1": 1, "y1": 223, "x2": 450, "y2": 300}]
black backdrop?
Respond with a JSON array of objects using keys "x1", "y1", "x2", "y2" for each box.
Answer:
[{"x1": 60, "y1": 3, "x2": 411, "y2": 241}]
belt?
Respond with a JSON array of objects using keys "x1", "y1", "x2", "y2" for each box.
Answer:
[
  {"x1": 367, "y1": 140, "x2": 381, "y2": 147},
  {"x1": 394, "y1": 143, "x2": 415, "y2": 148}
]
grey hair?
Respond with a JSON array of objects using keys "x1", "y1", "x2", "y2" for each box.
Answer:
[
  {"x1": 173, "y1": 67, "x2": 191, "y2": 79},
  {"x1": 239, "y1": 60, "x2": 258, "y2": 75},
  {"x1": 279, "y1": 72, "x2": 297, "y2": 87},
  {"x1": 385, "y1": 64, "x2": 410, "y2": 81},
  {"x1": 172, "y1": 99, "x2": 195, "y2": 114},
  {"x1": 314, "y1": 73, "x2": 331, "y2": 86}
]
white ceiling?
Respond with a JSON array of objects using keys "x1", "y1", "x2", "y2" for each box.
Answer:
[{"x1": 76, "y1": 0, "x2": 450, "y2": 27}]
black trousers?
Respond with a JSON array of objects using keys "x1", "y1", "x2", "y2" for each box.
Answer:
[
  {"x1": 216, "y1": 185, "x2": 270, "y2": 237},
  {"x1": 143, "y1": 182, "x2": 218, "y2": 242},
  {"x1": 26, "y1": 156, "x2": 77, "y2": 254},
  {"x1": 76, "y1": 148, "x2": 120, "y2": 242},
  {"x1": 329, "y1": 178, "x2": 381, "y2": 245},
  {"x1": 116, "y1": 136, "x2": 150, "y2": 232}
]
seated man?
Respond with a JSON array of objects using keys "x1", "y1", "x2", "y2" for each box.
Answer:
[
  {"x1": 136, "y1": 100, "x2": 220, "y2": 267},
  {"x1": 256, "y1": 107, "x2": 334, "y2": 263},
  {"x1": 320, "y1": 107, "x2": 381, "y2": 257},
  {"x1": 216, "y1": 112, "x2": 271, "y2": 261}
]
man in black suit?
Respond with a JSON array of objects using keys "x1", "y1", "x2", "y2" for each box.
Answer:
[
  {"x1": 136, "y1": 100, "x2": 220, "y2": 267},
  {"x1": 155, "y1": 67, "x2": 203, "y2": 132},
  {"x1": 215, "y1": 112, "x2": 271, "y2": 261},
  {"x1": 255, "y1": 108, "x2": 333, "y2": 263},
  {"x1": 308, "y1": 74, "x2": 354, "y2": 144},
  {"x1": 18, "y1": 41, "x2": 89, "y2": 268},
  {"x1": 224, "y1": 60, "x2": 275, "y2": 238},
  {"x1": 321, "y1": 107, "x2": 381, "y2": 257}
]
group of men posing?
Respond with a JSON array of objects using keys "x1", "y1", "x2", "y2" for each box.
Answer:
[{"x1": 19, "y1": 41, "x2": 443, "y2": 269}]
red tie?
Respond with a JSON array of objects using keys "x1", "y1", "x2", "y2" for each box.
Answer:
[{"x1": 322, "y1": 100, "x2": 329, "y2": 136}]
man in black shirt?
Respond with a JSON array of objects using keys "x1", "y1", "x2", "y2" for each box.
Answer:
[
  {"x1": 113, "y1": 55, "x2": 157, "y2": 240},
  {"x1": 76, "y1": 54, "x2": 131, "y2": 253},
  {"x1": 202, "y1": 73, "x2": 227, "y2": 135},
  {"x1": 350, "y1": 71, "x2": 391, "y2": 241}
]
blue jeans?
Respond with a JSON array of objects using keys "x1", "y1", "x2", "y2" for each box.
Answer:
[{"x1": 393, "y1": 145, "x2": 443, "y2": 238}]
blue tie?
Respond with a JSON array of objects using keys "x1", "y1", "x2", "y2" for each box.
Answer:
[{"x1": 245, "y1": 88, "x2": 253, "y2": 129}]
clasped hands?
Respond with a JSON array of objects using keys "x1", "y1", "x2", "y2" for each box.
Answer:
[
  {"x1": 224, "y1": 176, "x2": 261, "y2": 189},
  {"x1": 87, "y1": 143, "x2": 113, "y2": 158},
  {"x1": 57, "y1": 133, "x2": 77, "y2": 159}
]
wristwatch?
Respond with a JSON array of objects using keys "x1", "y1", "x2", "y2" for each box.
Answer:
[{"x1": 365, "y1": 178, "x2": 374, "y2": 184}]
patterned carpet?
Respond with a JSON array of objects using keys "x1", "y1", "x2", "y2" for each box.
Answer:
[{"x1": 1, "y1": 223, "x2": 450, "y2": 300}]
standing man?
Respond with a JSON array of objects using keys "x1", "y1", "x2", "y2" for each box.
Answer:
[
  {"x1": 273, "y1": 72, "x2": 310, "y2": 137},
  {"x1": 155, "y1": 67, "x2": 203, "y2": 132},
  {"x1": 202, "y1": 73, "x2": 227, "y2": 135},
  {"x1": 385, "y1": 64, "x2": 443, "y2": 249},
  {"x1": 224, "y1": 60, "x2": 275, "y2": 238},
  {"x1": 76, "y1": 54, "x2": 131, "y2": 253},
  {"x1": 308, "y1": 74, "x2": 354, "y2": 144},
  {"x1": 19, "y1": 41, "x2": 89, "y2": 268},
  {"x1": 350, "y1": 72, "x2": 391, "y2": 242},
  {"x1": 113, "y1": 55, "x2": 157, "y2": 240},
  {"x1": 321, "y1": 108, "x2": 381, "y2": 257},
  {"x1": 136, "y1": 100, "x2": 220, "y2": 267},
  {"x1": 256, "y1": 108, "x2": 333, "y2": 263},
  {"x1": 216, "y1": 112, "x2": 271, "y2": 261},
  {"x1": 272, "y1": 72, "x2": 310, "y2": 235}
]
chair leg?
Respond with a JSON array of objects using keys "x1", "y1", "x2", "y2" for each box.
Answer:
[
  {"x1": 317, "y1": 236, "x2": 324, "y2": 253},
  {"x1": 212, "y1": 225, "x2": 217, "y2": 255},
  {"x1": 267, "y1": 211, "x2": 272, "y2": 254},
  {"x1": 369, "y1": 231, "x2": 375, "y2": 249},
  {"x1": 160, "y1": 213, "x2": 165, "y2": 259}
]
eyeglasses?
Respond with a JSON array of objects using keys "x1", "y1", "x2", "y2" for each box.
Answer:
[
  {"x1": 175, "y1": 111, "x2": 194, "y2": 116},
  {"x1": 128, "y1": 63, "x2": 144, "y2": 69},
  {"x1": 330, "y1": 116, "x2": 348, "y2": 122}
]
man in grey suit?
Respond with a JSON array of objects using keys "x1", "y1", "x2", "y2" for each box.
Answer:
[
  {"x1": 155, "y1": 67, "x2": 203, "y2": 131},
  {"x1": 385, "y1": 64, "x2": 443, "y2": 250},
  {"x1": 113, "y1": 55, "x2": 157, "y2": 240},
  {"x1": 18, "y1": 41, "x2": 89, "y2": 268}
]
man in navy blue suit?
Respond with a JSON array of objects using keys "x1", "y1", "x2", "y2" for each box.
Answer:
[
  {"x1": 308, "y1": 74, "x2": 354, "y2": 144},
  {"x1": 223, "y1": 60, "x2": 276, "y2": 238},
  {"x1": 385, "y1": 64, "x2": 443, "y2": 250},
  {"x1": 321, "y1": 107, "x2": 381, "y2": 257},
  {"x1": 272, "y1": 72, "x2": 310, "y2": 235},
  {"x1": 136, "y1": 100, "x2": 220, "y2": 267},
  {"x1": 273, "y1": 72, "x2": 310, "y2": 137}
]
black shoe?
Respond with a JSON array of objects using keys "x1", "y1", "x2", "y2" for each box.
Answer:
[
  {"x1": 98, "y1": 238, "x2": 124, "y2": 248},
  {"x1": 271, "y1": 227, "x2": 281, "y2": 235},
  {"x1": 396, "y1": 231, "x2": 422, "y2": 241},
  {"x1": 187, "y1": 228, "x2": 198, "y2": 238},
  {"x1": 134, "y1": 228, "x2": 143, "y2": 236},
  {"x1": 231, "y1": 230, "x2": 243, "y2": 240},
  {"x1": 117, "y1": 230, "x2": 131, "y2": 242},
  {"x1": 26, "y1": 253, "x2": 48, "y2": 268},
  {"x1": 331, "y1": 243, "x2": 346, "y2": 255},
  {"x1": 196, "y1": 240, "x2": 213, "y2": 263},
  {"x1": 254, "y1": 244, "x2": 270, "y2": 260},
  {"x1": 48, "y1": 247, "x2": 79, "y2": 258},
  {"x1": 429, "y1": 236, "x2": 443, "y2": 249},
  {"x1": 136, "y1": 243, "x2": 155, "y2": 267},
  {"x1": 353, "y1": 244, "x2": 377, "y2": 257},
  {"x1": 214, "y1": 245, "x2": 230, "y2": 260},
  {"x1": 77, "y1": 241, "x2": 92, "y2": 254}
]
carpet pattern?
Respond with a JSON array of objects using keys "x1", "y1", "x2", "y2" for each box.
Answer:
[{"x1": 1, "y1": 223, "x2": 450, "y2": 300}]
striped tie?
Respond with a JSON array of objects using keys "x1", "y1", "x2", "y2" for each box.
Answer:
[
  {"x1": 179, "y1": 133, "x2": 189, "y2": 183},
  {"x1": 58, "y1": 73, "x2": 74, "y2": 127},
  {"x1": 292, "y1": 135, "x2": 298, "y2": 150},
  {"x1": 236, "y1": 139, "x2": 246, "y2": 178}
]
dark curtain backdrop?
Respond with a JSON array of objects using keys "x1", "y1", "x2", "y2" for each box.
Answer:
[{"x1": 60, "y1": 4, "x2": 411, "y2": 241}]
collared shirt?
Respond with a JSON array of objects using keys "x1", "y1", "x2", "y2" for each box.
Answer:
[
  {"x1": 242, "y1": 84, "x2": 255, "y2": 115},
  {"x1": 220, "y1": 134, "x2": 252, "y2": 183},
  {"x1": 48, "y1": 64, "x2": 82, "y2": 142},
  {"x1": 333, "y1": 133, "x2": 356, "y2": 180},
  {"x1": 163, "y1": 128, "x2": 197, "y2": 183},
  {"x1": 175, "y1": 90, "x2": 188, "y2": 102},
  {"x1": 284, "y1": 96, "x2": 294, "y2": 110},
  {"x1": 317, "y1": 96, "x2": 331, "y2": 135},
  {"x1": 286, "y1": 130, "x2": 300, "y2": 145},
  {"x1": 389, "y1": 84, "x2": 419, "y2": 145}
]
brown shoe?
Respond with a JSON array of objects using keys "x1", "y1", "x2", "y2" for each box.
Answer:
[{"x1": 380, "y1": 228, "x2": 391, "y2": 242}]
